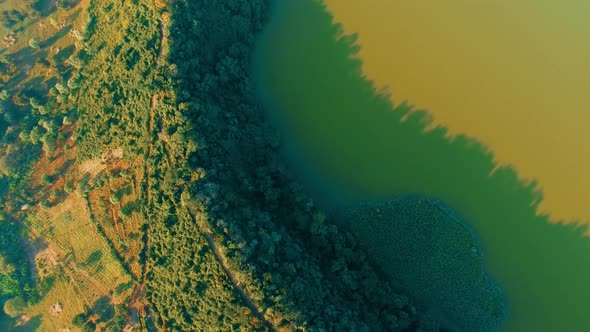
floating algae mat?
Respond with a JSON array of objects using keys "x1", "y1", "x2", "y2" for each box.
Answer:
[{"x1": 255, "y1": 0, "x2": 590, "y2": 330}]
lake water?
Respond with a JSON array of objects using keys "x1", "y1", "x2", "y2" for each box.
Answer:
[
  {"x1": 321, "y1": 0, "x2": 590, "y2": 224},
  {"x1": 255, "y1": 0, "x2": 590, "y2": 331}
]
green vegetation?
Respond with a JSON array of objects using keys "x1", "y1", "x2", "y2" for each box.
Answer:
[
  {"x1": 0, "y1": 0, "x2": 136, "y2": 330},
  {"x1": 3, "y1": 296, "x2": 26, "y2": 318},
  {"x1": 0, "y1": 218, "x2": 33, "y2": 305},
  {"x1": 339, "y1": 198, "x2": 506, "y2": 331},
  {"x1": 0, "y1": 0, "x2": 497, "y2": 330},
  {"x1": 141, "y1": 0, "x2": 434, "y2": 330},
  {"x1": 71, "y1": 0, "x2": 440, "y2": 330}
]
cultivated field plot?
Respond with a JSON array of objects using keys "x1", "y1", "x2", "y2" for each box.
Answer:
[
  {"x1": 86, "y1": 157, "x2": 146, "y2": 280},
  {"x1": 28, "y1": 194, "x2": 133, "y2": 290},
  {"x1": 23, "y1": 269, "x2": 88, "y2": 332}
]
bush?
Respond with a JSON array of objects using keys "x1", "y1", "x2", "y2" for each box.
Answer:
[
  {"x1": 41, "y1": 174, "x2": 54, "y2": 185},
  {"x1": 72, "y1": 313, "x2": 87, "y2": 327},
  {"x1": 3, "y1": 296, "x2": 26, "y2": 317},
  {"x1": 85, "y1": 250, "x2": 102, "y2": 265},
  {"x1": 29, "y1": 38, "x2": 41, "y2": 49}
]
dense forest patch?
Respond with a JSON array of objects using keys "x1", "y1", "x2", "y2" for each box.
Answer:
[
  {"x1": 0, "y1": 0, "x2": 445, "y2": 330},
  {"x1": 151, "y1": 0, "x2": 437, "y2": 330}
]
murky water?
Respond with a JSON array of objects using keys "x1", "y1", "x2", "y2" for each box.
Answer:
[
  {"x1": 321, "y1": 0, "x2": 590, "y2": 224},
  {"x1": 255, "y1": 0, "x2": 590, "y2": 330}
]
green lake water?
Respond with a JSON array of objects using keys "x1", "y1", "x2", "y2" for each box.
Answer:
[{"x1": 254, "y1": 0, "x2": 590, "y2": 331}]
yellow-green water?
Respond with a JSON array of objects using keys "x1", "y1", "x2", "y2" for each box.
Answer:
[
  {"x1": 322, "y1": 0, "x2": 590, "y2": 224},
  {"x1": 255, "y1": 0, "x2": 590, "y2": 330}
]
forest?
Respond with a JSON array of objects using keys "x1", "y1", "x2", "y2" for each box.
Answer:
[
  {"x1": 143, "y1": 0, "x2": 438, "y2": 330},
  {"x1": 0, "y1": 0, "x2": 443, "y2": 330}
]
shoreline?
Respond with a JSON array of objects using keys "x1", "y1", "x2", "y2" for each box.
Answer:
[{"x1": 252, "y1": 1, "x2": 507, "y2": 330}]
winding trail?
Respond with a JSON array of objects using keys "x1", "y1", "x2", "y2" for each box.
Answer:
[
  {"x1": 185, "y1": 205, "x2": 276, "y2": 332},
  {"x1": 137, "y1": 10, "x2": 272, "y2": 331}
]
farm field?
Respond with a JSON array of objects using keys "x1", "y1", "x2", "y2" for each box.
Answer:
[{"x1": 22, "y1": 192, "x2": 134, "y2": 331}]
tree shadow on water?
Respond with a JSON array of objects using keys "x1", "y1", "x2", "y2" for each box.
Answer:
[{"x1": 255, "y1": 0, "x2": 590, "y2": 331}]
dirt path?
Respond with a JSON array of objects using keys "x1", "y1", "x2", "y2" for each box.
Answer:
[
  {"x1": 140, "y1": 90, "x2": 157, "y2": 279},
  {"x1": 185, "y1": 206, "x2": 276, "y2": 332},
  {"x1": 133, "y1": 26, "x2": 161, "y2": 320},
  {"x1": 203, "y1": 232, "x2": 274, "y2": 329},
  {"x1": 156, "y1": 16, "x2": 167, "y2": 66},
  {"x1": 140, "y1": 11, "x2": 168, "y2": 280}
]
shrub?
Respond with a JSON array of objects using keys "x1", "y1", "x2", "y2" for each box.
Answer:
[
  {"x1": 3, "y1": 296, "x2": 26, "y2": 317},
  {"x1": 29, "y1": 38, "x2": 41, "y2": 49}
]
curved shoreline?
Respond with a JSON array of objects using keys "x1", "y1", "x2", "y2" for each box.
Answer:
[{"x1": 336, "y1": 196, "x2": 508, "y2": 332}]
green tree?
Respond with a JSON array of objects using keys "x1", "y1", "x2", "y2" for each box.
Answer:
[
  {"x1": 29, "y1": 126, "x2": 45, "y2": 144},
  {"x1": 72, "y1": 313, "x2": 87, "y2": 327},
  {"x1": 29, "y1": 38, "x2": 40, "y2": 49},
  {"x1": 41, "y1": 174, "x2": 53, "y2": 185},
  {"x1": 0, "y1": 255, "x2": 15, "y2": 275},
  {"x1": 3, "y1": 296, "x2": 26, "y2": 318}
]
